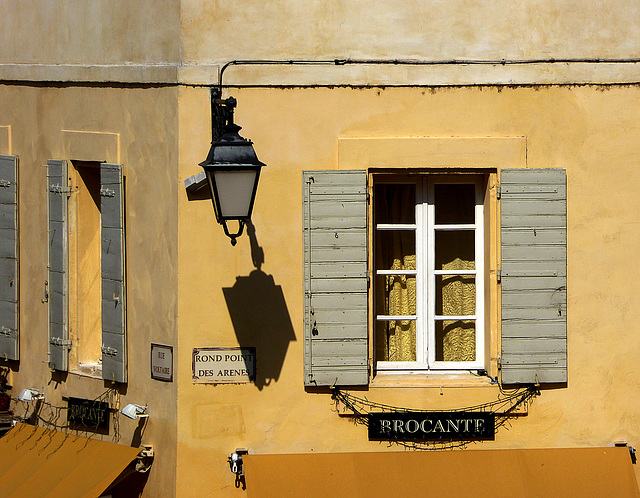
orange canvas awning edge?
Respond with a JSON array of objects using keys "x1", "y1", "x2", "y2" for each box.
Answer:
[
  {"x1": 0, "y1": 422, "x2": 141, "y2": 498},
  {"x1": 244, "y1": 447, "x2": 640, "y2": 497}
]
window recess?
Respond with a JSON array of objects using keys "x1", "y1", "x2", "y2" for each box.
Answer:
[{"x1": 374, "y1": 175, "x2": 484, "y2": 373}]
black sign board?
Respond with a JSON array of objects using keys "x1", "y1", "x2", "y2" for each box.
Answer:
[
  {"x1": 368, "y1": 411, "x2": 495, "y2": 441},
  {"x1": 67, "y1": 397, "x2": 110, "y2": 430}
]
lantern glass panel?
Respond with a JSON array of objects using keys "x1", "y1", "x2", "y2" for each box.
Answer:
[{"x1": 213, "y1": 170, "x2": 257, "y2": 218}]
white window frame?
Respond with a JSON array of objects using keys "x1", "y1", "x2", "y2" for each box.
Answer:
[{"x1": 375, "y1": 174, "x2": 485, "y2": 373}]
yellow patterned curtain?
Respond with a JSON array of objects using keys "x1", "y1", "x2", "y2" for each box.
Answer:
[
  {"x1": 381, "y1": 230, "x2": 416, "y2": 361},
  {"x1": 375, "y1": 183, "x2": 416, "y2": 362},
  {"x1": 436, "y1": 231, "x2": 476, "y2": 361}
]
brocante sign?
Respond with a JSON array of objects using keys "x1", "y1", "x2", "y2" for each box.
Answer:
[{"x1": 368, "y1": 411, "x2": 495, "y2": 441}]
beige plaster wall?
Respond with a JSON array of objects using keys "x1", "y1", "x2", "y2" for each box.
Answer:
[
  {"x1": 182, "y1": 0, "x2": 640, "y2": 62},
  {"x1": 0, "y1": 0, "x2": 180, "y2": 65},
  {"x1": 177, "y1": 84, "x2": 640, "y2": 495},
  {"x1": 0, "y1": 84, "x2": 179, "y2": 497},
  {"x1": 178, "y1": 0, "x2": 640, "y2": 85}
]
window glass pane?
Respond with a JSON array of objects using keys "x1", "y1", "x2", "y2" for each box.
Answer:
[
  {"x1": 435, "y1": 320, "x2": 475, "y2": 361},
  {"x1": 435, "y1": 275, "x2": 475, "y2": 315},
  {"x1": 434, "y1": 184, "x2": 475, "y2": 224},
  {"x1": 375, "y1": 274, "x2": 416, "y2": 316},
  {"x1": 375, "y1": 230, "x2": 416, "y2": 271},
  {"x1": 435, "y1": 231, "x2": 475, "y2": 271},
  {"x1": 376, "y1": 319, "x2": 416, "y2": 362},
  {"x1": 375, "y1": 184, "x2": 415, "y2": 224}
]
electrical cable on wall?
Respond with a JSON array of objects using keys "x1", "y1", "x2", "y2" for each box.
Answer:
[{"x1": 217, "y1": 57, "x2": 640, "y2": 89}]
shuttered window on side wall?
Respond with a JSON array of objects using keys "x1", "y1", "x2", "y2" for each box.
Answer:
[
  {"x1": 47, "y1": 159, "x2": 70, "y2": 371},
  {"x1": 303, "y1": 170, "x2": 368, "y2": 386},
  {"x1": 0, "y1": 155, "x2": 18, "y2": 360},
  {"x1": 501, "y1": 168, "x2": 567, "y2": 384},
  {"x1": 100, "y1": 163, "x2": 127, "y2": 384}
]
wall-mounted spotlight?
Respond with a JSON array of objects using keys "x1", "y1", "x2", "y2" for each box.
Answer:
[
  {"x1": 199, "y1": 90, "x2": 265, "y2": 246},
  {"x1": 120, "y1": 404, "x2": 148, "y2": 420},
  {"x1": 17, "y1": 388, "x2": 43, "y2": 402}
]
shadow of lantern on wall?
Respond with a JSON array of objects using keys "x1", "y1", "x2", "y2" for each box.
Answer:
[{"x1": 222, "y1": 221, "x2": 296, "y2": 390}]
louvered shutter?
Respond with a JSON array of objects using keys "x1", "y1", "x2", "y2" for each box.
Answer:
[
  {"x1": 100, "y1": 163, "x2": 127, "y2": 383},
  {"x1": 0, "y1": 155, "x2": 18, "y2": 360},
  {"x1": 501, "y1": 168, "x2": 567, "y2": 384},
  {"x1": 303, "y1": 170, "x2": 368, "y2": 386},
  {"x1": 47, "y1": 159, "x2": 70, "y2": 370}
]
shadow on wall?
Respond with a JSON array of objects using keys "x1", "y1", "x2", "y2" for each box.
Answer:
[{"x1": 222, "y1": 221, "x2": 296, "y2": 391}]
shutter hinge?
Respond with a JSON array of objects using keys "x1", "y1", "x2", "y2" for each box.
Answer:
[
  {"x1": 496, "y1": 269, "x2": 502, "y2": 283},
  {"x1": 100, "y1": 188, "x2": 116, "y2": 198},
  {"x1": 0, "y1": 326, "x2": 12, "y2": 337},
  {"x1": 49, "y1": 184, "x2": 72, "y2": 194},
  {"x1": 496, "y1": 186, "x2": 502, "y2": 200},
  {"x1": 50, "y1": 337, "x2": 72, "y2": 348},
  {"x1": 101, "y1": 346, "x2": 118, "y2": 357},
  {"x1": 0, "y1": 180, "x2": 12, "y2": 188}
]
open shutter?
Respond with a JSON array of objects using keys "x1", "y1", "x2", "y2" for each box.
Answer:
[
  {"x1": 100, "y1": 163, "x2": 127, "y2": 383},
  {"x1": 501, "y1": 168, "x2": 567, "y2": 384},
  {"x1": 303, "y1": 170, "x2": 368, "y2": 386},
  {"x1": 47, "y1": 160, "x2": 70, "y2": 370},
  {"x1": 0, "y1": 155, "x2": 18, "y2": 360}
]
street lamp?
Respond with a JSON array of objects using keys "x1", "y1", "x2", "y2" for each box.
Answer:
[{"x1": 199, "y1": 91, "x2": 265, "y2": 246}]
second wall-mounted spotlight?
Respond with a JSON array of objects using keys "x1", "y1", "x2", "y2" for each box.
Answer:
[
  {"x1": 120, "y1": 404, "x2": 149, "y2": 420},
  {"x1": 17, "y1": 388, "x2": 43, "y2": 402}
]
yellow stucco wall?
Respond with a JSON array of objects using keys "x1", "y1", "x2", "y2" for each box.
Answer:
[
  {"x1": 177, "y1": 84, "x2": 640, "y2": 495},
  {"x1": 3, "y1": 1, "x2": 640, "y2": 496},
  {"x1": 0, "y1": 84, "x2": 180, "y2": 497}
]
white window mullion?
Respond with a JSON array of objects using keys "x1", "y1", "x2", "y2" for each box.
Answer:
[
  {"x1": 409, "y1": 177, "x2": 422, "y2": 366},
  {"x1": 425, "y1": 177, "x2": 436, "y2": 368}
]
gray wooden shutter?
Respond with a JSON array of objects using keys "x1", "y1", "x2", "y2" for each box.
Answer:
[
  {"x1": 303, "y1": 170, "x2": 368, "y2": 386},
  {"x1": 100, "y1": 163, "x2": 127, "y2": 383},
  {"x1": 501, "y1": 168, "x2": 567, "y2": 384},
  {"x1": 0, "y1": 155, "x2": 18, "y2": 360},
  {"x1": 47, "y1": 159, "x2": 70, "y2": 370}
]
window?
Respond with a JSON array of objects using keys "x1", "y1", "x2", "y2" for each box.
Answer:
[
  {"x1": 47, "y1": 160, "x2": 127, "y2": 383},
  {"x1": 374, "y1": 175, "x2": 484, "y2": 372},
  {"x1": 303, "y1": 168, "x2": 567, "y2": 388}
]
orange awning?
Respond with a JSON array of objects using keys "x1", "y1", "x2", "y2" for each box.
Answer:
[
  {"x1": 0, "y1": 422, "x2": 141, "y2": 498},
  {"x1": 244, "y1": 447, "x2": 640, "y2": 497}
]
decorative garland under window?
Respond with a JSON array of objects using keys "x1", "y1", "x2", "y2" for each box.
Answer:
[{"x1": 331, "y1": 385, "x2": 539, "y2": 450}]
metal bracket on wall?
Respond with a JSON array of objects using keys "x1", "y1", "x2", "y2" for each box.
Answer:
[
  {"x1": 49, "y1": 337, "x2": 72, "y2": 348},
  {"x1": 101, "y1": 346, "x2": 118, "y2": 357}
]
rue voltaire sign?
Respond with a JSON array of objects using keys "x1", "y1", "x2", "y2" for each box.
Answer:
[
  {"x1": 192, "y1": 347, "x2": 256, "y2": 384},
  {"x1": 368, "y1": 411, "x2": 495, "y2": 441},
  {"x1": 151, "y1": 343, "x2": 173, "y2": 382}
]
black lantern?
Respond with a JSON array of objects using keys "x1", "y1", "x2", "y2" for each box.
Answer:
[{"x1": 199, "y1": 92, "x2": 265, "y2": 245}]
